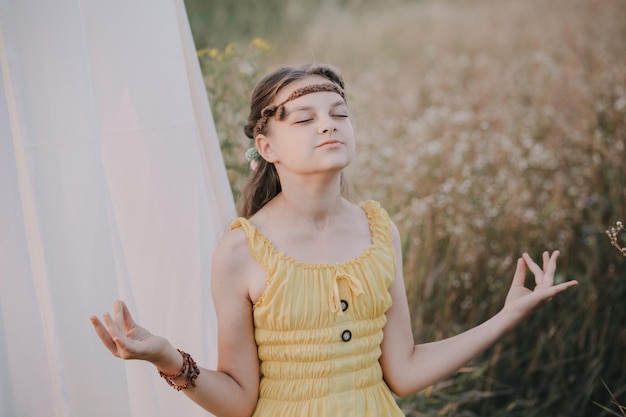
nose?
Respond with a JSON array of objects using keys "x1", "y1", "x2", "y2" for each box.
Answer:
[
  {"x1": 318, "y1": 116, "x2": 338, "y2": 135},
  {"x1": 319, "y1": 127, "x2": 337, "y2": 134}
]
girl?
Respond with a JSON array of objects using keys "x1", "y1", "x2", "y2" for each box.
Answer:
[{"x1": 90, "y1": 63, "x2": 578, "y2": 417}]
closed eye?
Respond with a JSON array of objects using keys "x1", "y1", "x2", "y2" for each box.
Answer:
[{"x1": 295, "y1": 118, "x2": 313, "y2": 124}]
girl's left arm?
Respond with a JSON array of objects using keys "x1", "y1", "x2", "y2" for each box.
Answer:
[{"x1": 379, "y1": 222, "x2": 578, "y2": 397}]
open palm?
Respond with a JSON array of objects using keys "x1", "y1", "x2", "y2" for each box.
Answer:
[{"x1": 90, "y1": 300, "x2": 168, "y2": 361}]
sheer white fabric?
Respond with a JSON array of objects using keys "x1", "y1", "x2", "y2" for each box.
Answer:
[{"x1": 0, "y1": 0, "x2": 235, "y2": 416}]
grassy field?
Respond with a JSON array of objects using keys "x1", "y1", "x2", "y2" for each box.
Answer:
[{"x1": 187, "y1": 0, "x2": 626, "y2": 415}]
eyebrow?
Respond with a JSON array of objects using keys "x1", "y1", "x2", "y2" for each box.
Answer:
[{"x1": 284, "y1": 100, "x2": 347, "y2": 116}]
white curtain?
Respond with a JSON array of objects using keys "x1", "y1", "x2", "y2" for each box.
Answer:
[{"x1": 0, "y1": 0, "x2": 235, "y2": 416}]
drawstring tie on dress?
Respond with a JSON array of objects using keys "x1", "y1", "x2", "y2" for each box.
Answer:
[{"x1": 331, "y1": 271, "x2": 364, "y2": 313}]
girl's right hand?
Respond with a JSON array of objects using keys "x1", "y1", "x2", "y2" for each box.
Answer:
[{"x1": 90, "y1": 300, "x2": 171, "y2": 363}]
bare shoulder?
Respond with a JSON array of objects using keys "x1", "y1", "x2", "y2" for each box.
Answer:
[
  {"x1": 213, "y1": 227, "x2": 251, "y2": 264},
  {"x1": 211, "y1": 227, "x2": 255, "y2": 296}
]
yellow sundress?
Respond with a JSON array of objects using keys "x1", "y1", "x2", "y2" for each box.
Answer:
[{"x1": 230, "y1": 200, "x2": 406, "y2": 417}]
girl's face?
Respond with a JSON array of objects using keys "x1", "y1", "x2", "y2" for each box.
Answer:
[{"x1": 256, "y1": 76, "x2": 355, "y2": 177}]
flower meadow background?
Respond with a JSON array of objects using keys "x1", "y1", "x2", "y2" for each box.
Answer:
[{"x1": 185, "y1": 0, "x2": 626, "y2": 415}]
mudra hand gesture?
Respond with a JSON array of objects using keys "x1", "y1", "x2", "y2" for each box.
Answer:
[
  {"x1": 90, "y1": 300, "x2": 169, "y2": 362},
  {"x1": 503, "y1": 250, "x2": 577, "y2": 324}
]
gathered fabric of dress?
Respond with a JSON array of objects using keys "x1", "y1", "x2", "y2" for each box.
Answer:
[{"x1": 230, "y1": 200, "x2": 406, "y2": 417}]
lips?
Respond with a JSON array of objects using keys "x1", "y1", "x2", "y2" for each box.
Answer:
[{"x1": 317, "y1": 139, "x2": 343, "y2": 147}]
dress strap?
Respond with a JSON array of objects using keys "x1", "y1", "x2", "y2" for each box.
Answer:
[
  {"x1": 229, "y1": 217, "x2": 275, "y2": 269},
  {"x1": 359, "y1": 200, "x2": 393, "y2": 247}
]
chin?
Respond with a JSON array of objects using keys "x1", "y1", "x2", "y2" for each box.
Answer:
[{"x1": 321, "y1": 160, "x2": 352, "y2": 173}]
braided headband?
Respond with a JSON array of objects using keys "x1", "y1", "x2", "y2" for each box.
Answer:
[{"x1": 252, "y1": 82, "x2": 346, "y2": 138}]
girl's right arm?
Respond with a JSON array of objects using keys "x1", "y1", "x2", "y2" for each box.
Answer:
[{"x1": 90, "y1": 229, "x2": 260, "y2": 417}]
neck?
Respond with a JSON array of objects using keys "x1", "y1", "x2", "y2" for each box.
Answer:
[{"x1": 274, "y1": 174, "x2": 345, "y2": 229}]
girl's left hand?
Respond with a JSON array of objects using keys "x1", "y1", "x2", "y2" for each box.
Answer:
[{"x1": 502, "y1": 250, "x2": 578, "y2": 324}]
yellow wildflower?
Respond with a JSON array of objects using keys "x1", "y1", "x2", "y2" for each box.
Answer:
[
  {"x1": 249, "y1": 38, "x2": 271, "y2": 51},
  {"x1": 196, "y1": 48, "x2": 210, "y2": 57},
  {"x1": 196, "y1": 48, "x2": 220, "y2": 59},
  {"x1": 224, "y1": 43, "x2": 237, "y2": 57}
]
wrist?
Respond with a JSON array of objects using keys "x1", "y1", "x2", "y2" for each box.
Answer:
[
  {"x1": 157, "y1": 348, "x2": 201, "y2": 391},
  {"x1": 151, "y1": 342, "x2": 184, "y2": 375},
  {"x1": 496, "y1": 307, "x2": 523, "y2": 333}
]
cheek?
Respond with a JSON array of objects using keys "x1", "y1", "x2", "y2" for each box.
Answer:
[
  {"x1": 347, "y1": 140, "x2": 356, "y2": 157},
  {"x1": 344, "y1": 124, "x2": 356, "y2": 144},
  {"x1": 343, "y1": 120, "x2": 355, "y2": 135},
  {"x1": 339, "y1": 128, "x2": 356, "y2": 157}
]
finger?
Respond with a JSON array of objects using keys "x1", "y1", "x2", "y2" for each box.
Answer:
[
  {"x1": 120, "y1": 301, "x2": 137, "y2": 333},
  {"x1": 542, "y1": 250, "x2": 560, "y2": 287},
  {"x1": 542, "y1": 251, "x2": 549, "y2": 272},
  {"x1": 113, "y1": 300, "x2": 125, "y2": 330},
  {"x1": 111, "y1": 334, "x2": 133, "y2": 358},
  {"x1": 102, "y1": 312, "x2": 139, "y2": 357},
  {"x1": 102, "y1": 312, "x2": 125, "y2": 344},
  {"x1": 522, "y1": 253, "x2": 543, "y2": 283},
  {"x1": 537, "y1": 252, "x2": 546, "y2": 286},
  {"x1": 552, "y1": 279, "x2": 578, "y2": 294},
  {"x1": 539, "y1": 279, "x2": 578, "y2": 300},
  {"x1": 90, "y1": 315, "x2": 119, "y2": 354},
  {"x1": 510, "y1": 258, "x2": 527, "y2": 288}
]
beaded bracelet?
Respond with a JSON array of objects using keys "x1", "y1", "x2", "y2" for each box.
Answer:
[{"x1": 158, "y1": 349, "x2": 200, "y2": 391}]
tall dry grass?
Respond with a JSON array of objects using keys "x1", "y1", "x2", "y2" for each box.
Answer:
[{"x1": 189, "y1": 0, "x2": 626, "y2": 415}]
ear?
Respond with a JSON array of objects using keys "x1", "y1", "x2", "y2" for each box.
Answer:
[{"x1": 255, "y1": 134, "x2": 279, "y2": 163}]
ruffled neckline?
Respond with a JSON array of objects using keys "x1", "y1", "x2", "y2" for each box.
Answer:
[{"x1": 234, "y1": 200, "x2": 382, "y2": 270}]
